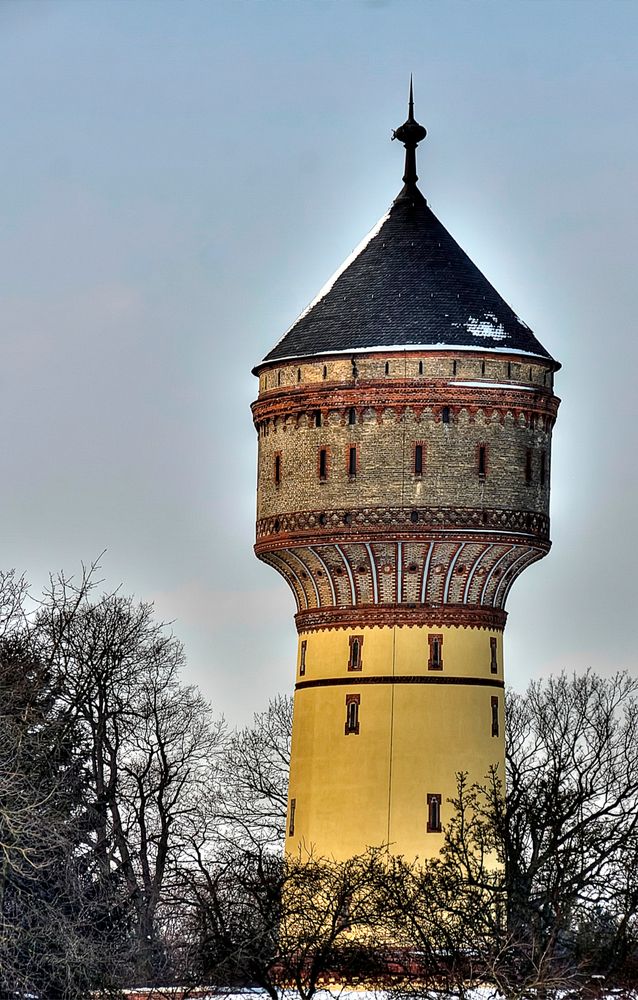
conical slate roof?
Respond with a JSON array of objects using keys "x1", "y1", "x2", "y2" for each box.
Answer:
[{"x1": 261, "y1": 186, "x2": 554, "y2": 367}]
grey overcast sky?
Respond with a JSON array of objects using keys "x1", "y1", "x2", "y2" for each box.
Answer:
[{"x1": 1, "y1": 0, "x2": 636, "y2": 724}]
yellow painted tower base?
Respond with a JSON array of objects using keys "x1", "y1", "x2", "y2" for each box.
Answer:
[{"x1": 286, "y1": 624, "x2": 505, "y2": 861}]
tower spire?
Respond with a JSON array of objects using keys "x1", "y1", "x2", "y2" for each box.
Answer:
[{"x1": 392, "y1": 76, "x2": 427, "y2": 190}]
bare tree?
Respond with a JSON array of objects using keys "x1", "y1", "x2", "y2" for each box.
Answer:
[
  {"x1": 217, "y1": 694, "x2": 292, "y2": 850},
  {"x1": 501, "y1": 671, "x2": 638, "y2": 972},
  {"x1": 186, "y1": 844, "x2": 389, "y2": 999},
  {"x1": 32, "y1": 568, "x2": 226, "y2": 986}
]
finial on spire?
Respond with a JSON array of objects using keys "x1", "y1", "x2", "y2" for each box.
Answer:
[{"x1": 392, "y1": 76, "x2": 427, "y2": 189}]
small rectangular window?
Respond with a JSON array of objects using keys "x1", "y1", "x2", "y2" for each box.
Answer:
[
  {"x1": 442, "y1": 406, "x2": 451, "y2": 424},
  {"x1": 525, "y1": 449, "x2": 533, "y2": 485},
  {"x1": 348, "y1": 635, "x2": 363, "y2": 672},
  {"x1": 348, "y1": 446, "x2": 357, "y2": 477},
  {"x1": 345, "y1": 694, "x2": 360, "y2": 735},
  {"x1": 319, "y1": 448, "x2": 328, "y2": 481},
  {"x1": 491, "y1": 696, "x2": 499, "y2": 737},
  {"x1": 348, "y1": 407, "x2": 356, "y2": 426},
  {"x1": 288, "y1": 798, "x2": 296, "y2": 836},
  {"x1": 300, "y1": 640, "x2": 307, "y2": 676},
  {"x1": 418, "y1": 360, "x2": 424, "y2": 375},
  {"x1": 452, "y1": 360, "x2": 457, "y2": 376},
  {"x1": 490, "y1": 637, "x2": 498, "y2": 674},
  {"x1": 274, "y1": 453, "x2": 282, "y2": 485},
  {"x1": 314, "y1": 410, "x2": 322, "y2": 428},
  {"x1": 428, "y1": 633, "x2": 443, "y2": 671},
  {"x1": 427, "y1": 793, "x2": 442, "y2": 833},
  {"x1": 478, "y1": 444, "x2": 487, "y2": 477},
  {"x1": 384, "y1": 361, "x2": 390, "y2": 375},
  {"x1": 540, "y1": 450, "x2": 546, "y2": 487},
  {"x1": 414, "y1": 442, "x2": 424, "y2": 476}
]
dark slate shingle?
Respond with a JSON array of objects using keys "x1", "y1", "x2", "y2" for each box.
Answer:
[{"x1": 259, "y1": 188, "x2": 556, "y2": 367}]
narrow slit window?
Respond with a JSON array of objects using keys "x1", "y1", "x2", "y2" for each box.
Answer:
[
  {"x1": 319, "y1": 448, "x2": 328, "y2": 481},
  {"x1": 525, "y1": 449, "x2": 533, "y2": 485},
  {"x1": 348, "y1": 446, "x2": 357, "y2": 477},
  {"x1": 277, "y1": 370, "x2": 281, "y2": 386},
  {"x1": 274, "y1": 453, "x2": 282, "y2": 485},
  {"x1": 491, "y1": 696, "x2": 499, "y2": 737},
  {"x1": 478, "y1": 444, "x2": 487, "y2": 477},
  {"x1": 322, "y1": 365, "x2": 327, "y2": 379},
  {"x1": 442, "y1": 406, "x2": 451, "y2": 424},
  {"x1": 300, "y1": 640, "x2": 307, "y2": 676},
  {"x1": 540, "y1": 451, "x2": 546, "y2": 486},
  {"x1": 345, "y1": 694, "x2": 360, "y2": 735},
  {"x1": 314, "y1": 410, "x2": 322, "y2": 428},
  {"x1": 414, "y1": 443, "x2": 424, "y2": 476},
  {"x1": 297, "y1": 368, "x2": 302, "y2": 383},
  {"x1": 481, "y1": 360, "x2": 486, "y2": 376},
  {"x1": 288, "y1": 798, "x2": 296, "y2": 836},
  {"x1": 490, "y1": 637, "x2": 498, "y2": 674},
  {"x1": 384, "y1": 361, "x2": 390, "y2": 376},
  {"x1": 427, "y1": 793, "x2": 442, "y2": 833},
  {"x1": 452, "y1": 360, "x2": 457, "y2": 376},
  {"x1": 348, "y1": 407, "x2": 356, "y2": 426},
  {"x1": 418, "y1": 360, "x2": 424, "y2": 375},
  {"x1": 348, "y1": 635, "x2": 363, "y2": 672},
  {"x1": 428, "y1": 633, "x2": 443, "y2": 671},
  {"x1": 507, "y1": 361, "x2": 512, "y2": 379}
]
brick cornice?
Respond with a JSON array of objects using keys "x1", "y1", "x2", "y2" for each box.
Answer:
[
  {"x1": 295, "y1": 603, "x2": 508, "y2": 633},
  {"x1": 252, "y1": 382, "x2": 560, "y2": 425}
]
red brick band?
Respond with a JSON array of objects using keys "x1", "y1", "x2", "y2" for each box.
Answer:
[{"x1": 295, "y1": 604, "x2": 507, "y2": 633}]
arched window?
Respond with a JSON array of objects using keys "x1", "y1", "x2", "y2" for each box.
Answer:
[
  {"x1": 491, "y1": 697, "x2": 500, "y2": 737},
  {"x1": 428, "y1": 634, "x2": 443, "y2": 671},
  {"x1": 490, "y1": 637, "x2": 498, "y2": 674},
  {"x1": 348, "y1": 635, "x2": 363, "y2": 671},
  {"x1": 427, "y1": 794, "x2": 442, "y2": 832},
  {"x1": 478, "y1": 444, "x2": 487, "y2": 477},
  {"x1": 345, "y1": 694, "x2": 360, "y2": 735},
  {"x1": 319, "y1": 448, "x2": 328, "y2": 481}
]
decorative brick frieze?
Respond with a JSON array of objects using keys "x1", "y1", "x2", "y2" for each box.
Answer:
[
  {"x1": 295, "y1": 604, "x2": 508, "y2": 633},
  {"x1": 255, "y1": 505, "x2": 550, "y2": 543}
]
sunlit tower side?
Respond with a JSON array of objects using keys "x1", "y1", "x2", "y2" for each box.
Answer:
[{"x1": 251, "y1": 87, "x2": 560, "y2": 861}]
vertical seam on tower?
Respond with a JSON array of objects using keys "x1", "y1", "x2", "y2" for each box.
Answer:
[
  {"x1": 420, "y1": 542, "x2": 434, "y2": 604},
  {"x1": 401, "y1": 349, "x2": 407, "y2": 508},
  {"x1": 365, "y1": 543, "x2": 379, "y2": 603},
  {"x1": 443, "y1": 542, "x2": 465, "y2": 602},
  {"x1": 287, "y1": 550, "x2": 321, "y2": 607},
  {"x1": 310, "y1": 546, "x2": 337, "y2": 605},
  {"x1": 464, "y1": 543, "x2": 494, "y2": 603},
  {"x1": 387, "y1": 625, "x2": 396, "y2": 850},
  {"x1": 334, "y1": 543, "x2": 356, "y2": 603},
  {"x1": 480, "y1": 546, "x2": 513, "y2": 604}
]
